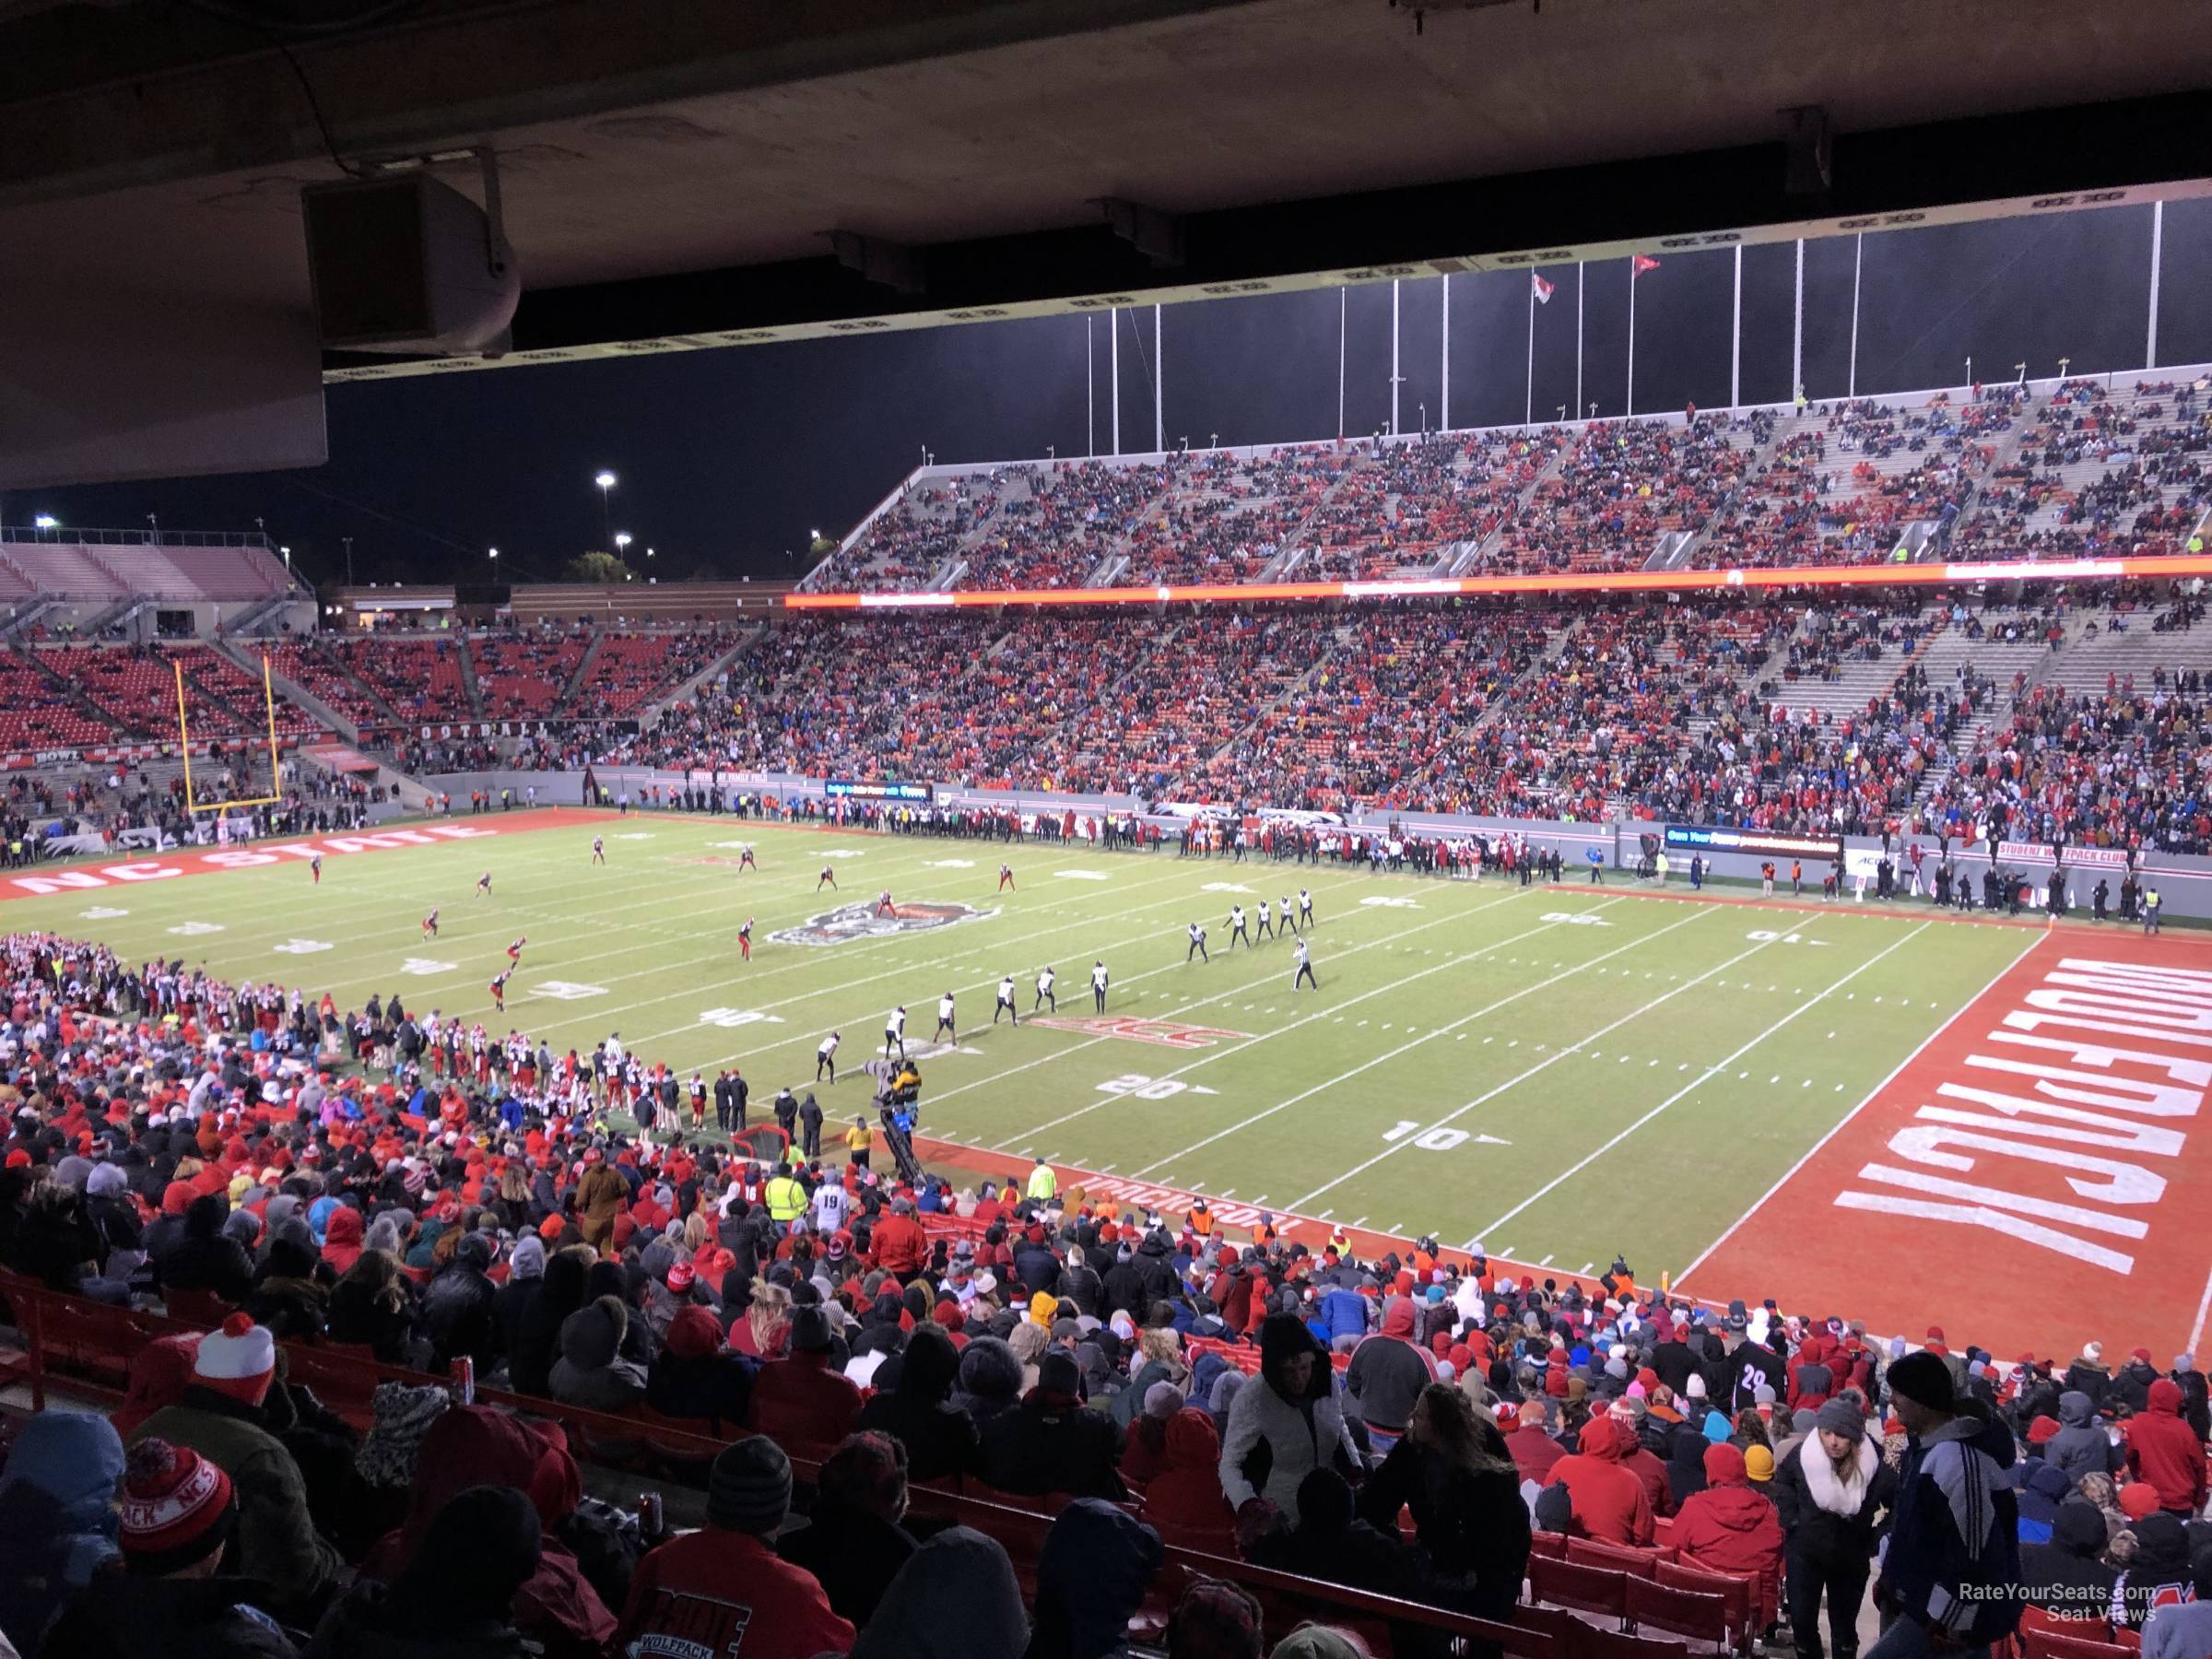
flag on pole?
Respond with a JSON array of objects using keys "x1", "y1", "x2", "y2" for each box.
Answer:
[
  {"x1": 1531, "y1": 273, "x2": 1555, "y2": 304},
  {"x1": 1632, "y1": 255, "x2": 1662, "y2": 276}
]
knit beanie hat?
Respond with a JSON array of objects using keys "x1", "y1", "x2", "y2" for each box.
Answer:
[
  {"x1": 1745, "y1": 1445, "x2": 1776, "y2": 1482},
  {"x1": 665, "y1": 1305, "x2": 722, "y2": 1360},
  {"x1": 194, "y1": 1312, "x2": 276, "y2": 1407},
  {"x1": 707, "y1": 1436, "x2": 791, "y2": 1535},
  {"x1": 790, "y1": 1305, "x2": 833, "y2": 1353},
  {"x1": 1886, "y1": 1350, "x2": 1955, "y2": 1412},
  {"x1": 355, "y1": 1381, "x2": 452, "y2": 1488},
  {"x1": 2119, "y1": 1483, "x2": 2162, "y2": 1521},
  {"x1": 1685, "y1": 1373, "x2": 1706, "y2": 1399},
  {"x1": 1815, "y1": 1396, "x2": 1866, "y2": 1442},
  {"x1": 1144, "y1": 1382, "x2": 1186, "y2": 1420},
  {"x1": 1703, "y1": 1442, "x2": 1747, "y2": 1485},
  {"x1": 119, "y1": 1438, "x2": 236, "y2": 1574}
]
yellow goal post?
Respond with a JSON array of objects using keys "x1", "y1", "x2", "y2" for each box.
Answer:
[{"x1": 176, "y1": 653, "x2": 284, "y2": 813}]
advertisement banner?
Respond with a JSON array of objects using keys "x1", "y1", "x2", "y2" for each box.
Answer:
[
  {"x1": 1663, "y1": 825, "x2": 1845, "y2": 862},
  {"x1": 824, "y1": 779, "x2": 933, "y2": 802}
]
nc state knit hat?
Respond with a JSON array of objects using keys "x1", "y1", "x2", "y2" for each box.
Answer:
[
  {"x1": 194, "y1": 1312, "x2": 276, "y2": 1407},
  {"x1": 1886, "y1": 1350, "x2": 1954, "y2": 1412},
  {"x1": 119, "y1": 1438, "x2": 236, "y2": 1574},
  {"x1": 707, "y1": 1435, "x2": 791, "y2": 1535}
]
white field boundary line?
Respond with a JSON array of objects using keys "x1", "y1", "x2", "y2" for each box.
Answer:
[
  {"x1": 684, "y1": 868, "x2": 1439, "y2": 1075},
  {"x1": 1283, "y1": 911, "x2": 1814, "y2": 1212},
  {"x1": 602, "y1": 869, "x2": 1393, "y2": 1053},
  {"x1": 804, "y1": 887, "x2": 1552, "y2": 1122},
  {"x1": 2191, "y1": 1253, "x2": 2212, "y2": 1360},
  {"x1": 1007, "y1": 893, "x2": 1651, "y2": 1159},
  {"x1": 1467, "y1": 918, "x2": 1934, "y2": 1243},
  {"x1": 1126, "y1": 900, "x2": 1714, "y2": 1182},
  {"x1": 1672, "y1": 925, "x2": 2045, "y2": 1292}
]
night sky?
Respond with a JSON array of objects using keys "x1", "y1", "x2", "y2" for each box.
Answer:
[{"x1": 20, "y1": 200, "x2": 2212, "y2": 590}]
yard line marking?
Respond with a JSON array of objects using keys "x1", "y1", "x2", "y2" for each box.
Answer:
[
  {"x1": 1128, "y1": 904, "x2": 1710, "y2": 1181},
  {"x1": 1539, "y1": 1254, "x2": 1555, "y2": 1267},
  {"x1": 688, "y1": 867, "x2": 1401, "y2": 1071},
  {"x1": 1675, "y1": 925, "x2": 2042, "y2": 1289},
  {"x1": 1474, "y1": 920, "x2": 1933, "y2": 1241},
  {"x1": 1580, "y1": 1262, "x2": 1594, "y2": 1275},
  {"x1": 968, "y1": 890, "x2": 1583, "y2": 1145},
  {"x1": 1287, "y1": 916, "x2": 1848, "y2": 1211}
]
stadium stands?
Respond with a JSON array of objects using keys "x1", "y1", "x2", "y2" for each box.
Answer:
[
  {"x1": 811, "y1": 374, "x2": 2209, "y2": 593},
  {"x1": 0, "y1": 531, "x2": 295, "y2": 601}
]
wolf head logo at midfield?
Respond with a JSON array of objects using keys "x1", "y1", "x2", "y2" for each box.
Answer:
[{"x1": 771, "y1": 900, "x2": 994, "y2": 947}]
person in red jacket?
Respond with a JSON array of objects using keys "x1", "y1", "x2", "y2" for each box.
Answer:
[
  {"x1": 1143, "y1": 1407, "x2": 1234, "y2": 1538},
  {"x1": 2125, "y1": 1377, "x2": 2208, "y2": 1516},
  {"x1": 1544, "y1": 1413, "x2": 1654, "y2": 1545},
  {"x1": 871, "y1": 1197, "x2": 928, "y2": 1281},
  {"x1": 1675, "y1": 1442, "x2": 1785, "y2": 1624},
  {"x1": 750, "y1": 1308, "x2": 864, "y2": 1451},
  {"x1": 616, "y1": 1436, "x2": 853, "y2": 1659},
  {"x1": 1505, "y1": 1400, "x2": 1568, "y2": 1486}
]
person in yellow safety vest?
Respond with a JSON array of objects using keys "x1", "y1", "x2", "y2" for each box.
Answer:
[
  {"x1": 1025, "y1": 1156, "x2": 1058, "y2": 1203},
  {"x1": 763, "y1": 1161, "x2": 808, "y2": 1225},
  {"x1": 1327, "y1": 1228, "x2": 1350, "y2": 1257}
]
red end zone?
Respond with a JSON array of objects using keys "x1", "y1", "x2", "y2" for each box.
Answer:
[
  {"x1": 0, "y1": 808, "x2": 617, "y2": 902},
  {"x1": 1684, "y1": 930, "x2": 2212, "y2": 1361}
]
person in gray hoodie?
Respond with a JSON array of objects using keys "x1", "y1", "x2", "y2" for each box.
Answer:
[{"x1": 2046, "y1": 1391, "x2": 2122, "y2": 1485}]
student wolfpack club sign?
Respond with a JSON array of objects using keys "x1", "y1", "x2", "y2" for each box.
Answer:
[
  {"x1": 3, "y1": 822, "x2": 504, "y2": 898},
  {"x1": 1686, "y1": 935, "x2": 2212, "y2": 1362}
]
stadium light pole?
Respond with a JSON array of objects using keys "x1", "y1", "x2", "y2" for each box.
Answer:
[
  {"x1": 342, "y1": 535, "x2": 353, "y2": 584},
  {"x1": 594, "y1": 471, "x2": 617, "y2": 551},
  {"x1": 614, "y1": 532, "x2": 633, "y2": 567},
  {"x1": 2147, "y1": 199, "x2": 2164, "y2": 369}
]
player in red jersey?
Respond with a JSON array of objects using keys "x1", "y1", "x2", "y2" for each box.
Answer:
[
  {"x1": 488, "y1": 969, "x2": 512, "y2": 1013},
  {"x1": 738, "y1": 918, "x2": 753, "y2": 961},
  {"x1": 875, "y1": 889, "x2": 895, "y2": 918},
  {"x1": 422, "y1": 909, "x2": 439, "y2": 938},
  {"x1": 507, "y1": 935, "x2": 526, "y2": 963}
]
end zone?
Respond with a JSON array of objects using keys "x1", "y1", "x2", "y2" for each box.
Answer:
[{"x1": 1681, "y1": 931, "x2": 2212, "y2": 1359}]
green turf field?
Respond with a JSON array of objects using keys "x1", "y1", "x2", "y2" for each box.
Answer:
[{"x1": 7, "y1": 814, "x2": 2038, "y2": 1284}]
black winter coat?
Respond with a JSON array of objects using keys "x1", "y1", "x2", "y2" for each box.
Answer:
[
  {"x1": 420, "y1": 1265, "x2": 500, "y2": 1372},
  {"x1": 41, "y1": 1575, "x2": 299, "y2": 1659},
  {"x1": 980, "y1": 1395, "x2": 1127, "y2": 1499}
]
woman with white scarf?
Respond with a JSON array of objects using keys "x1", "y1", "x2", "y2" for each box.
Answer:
[{"x1": 1773, "y1": 1394, "x2": 1898, "y2": 1659}]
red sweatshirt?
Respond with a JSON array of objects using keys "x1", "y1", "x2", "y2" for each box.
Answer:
[
  {"x1": 617, "y1": 1528, "x2": 853, "y2": 1659},
  {"x1": 2127, "y1": 1379, "x2": 2208, "y2": 1514},
  {"x1": 1547, "y1": 1416, "x2": 1655, "y2": 1546}
]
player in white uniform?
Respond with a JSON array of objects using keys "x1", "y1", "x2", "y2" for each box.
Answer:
[
  {"x1": 1034, "y1": 965, "x2": 1056, "y2": 1012},
  {"x1": 1227, "y1": 905, "x2": 1251, "y2": 948},
  {"x1": 1254, "y1": 898, "x2": 1274, "y2": 940},
  {"x1": 884, "y1": 1005, "x2": 907, "y2": 1058},
  {"x1": 1293, "y1": 936, "x2": 1319, "y2": 990},
  {"x1": 1299, "y1": 888, "x2": 1314, "y2": 927},
  {"x1": 994, "y1": 975, "x2": 1018, "y2": 1025},
  {"x1": 1186, "y1": 923, "x2": 1208, "y2": 963},
  {"x1": 817, "y1": 1030, "x2": 841, "y2": 1083},
  {"x1": 1091, "y1": 960, "x2": 1110, "y2": 1012},
  {"x1": 934, "y1": 992, "x2": 957, "y2": 1041}
]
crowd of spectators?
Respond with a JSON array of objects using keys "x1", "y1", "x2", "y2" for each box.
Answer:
[{"x1": 1, "y1": 927, "x2": 2209, "y2": 1659}]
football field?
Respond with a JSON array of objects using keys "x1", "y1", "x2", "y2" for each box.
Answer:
[{"x1": 12, "y1": 809, "x2": 2206, "y2": 1359}]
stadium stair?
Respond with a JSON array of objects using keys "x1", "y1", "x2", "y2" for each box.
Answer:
[
  {"x1": 229, "y1": 640, "x2": 360, "y2": 742},
  {"x1": 633, "y1": 625, "x2": 762, "y2": 721},
  {"x1": 453, "y1": 635, "x2": 488, "y2": 718}
]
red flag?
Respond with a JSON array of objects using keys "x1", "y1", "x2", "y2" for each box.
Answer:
[
  {"x1": 1631, "y1": 255, "x2": 1662, "y2": 276},
  {"x1": 1531, "y1": 273, "x2": 1555, "y2": 304}
]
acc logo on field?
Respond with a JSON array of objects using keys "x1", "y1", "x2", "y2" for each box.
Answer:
[
  {"x1": 771, "y1": 900, "x2": 994, "y2": 947},
  {"x1": 273, "y1": 938, "x2": 333, "y2": 954},
  {"x1": 1360, "y1": 895, "x2": 1420, "y2": 909},
  {"x1": 1031, "y1": 1016, "x2": 1253, "y2": 1050},
  {"x1": 1540, "y1": 912, "x2": 1613, "y2": 926},
  {"x1": 699, "y1": 1007, "x2": 787, "y2": 1028}
]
